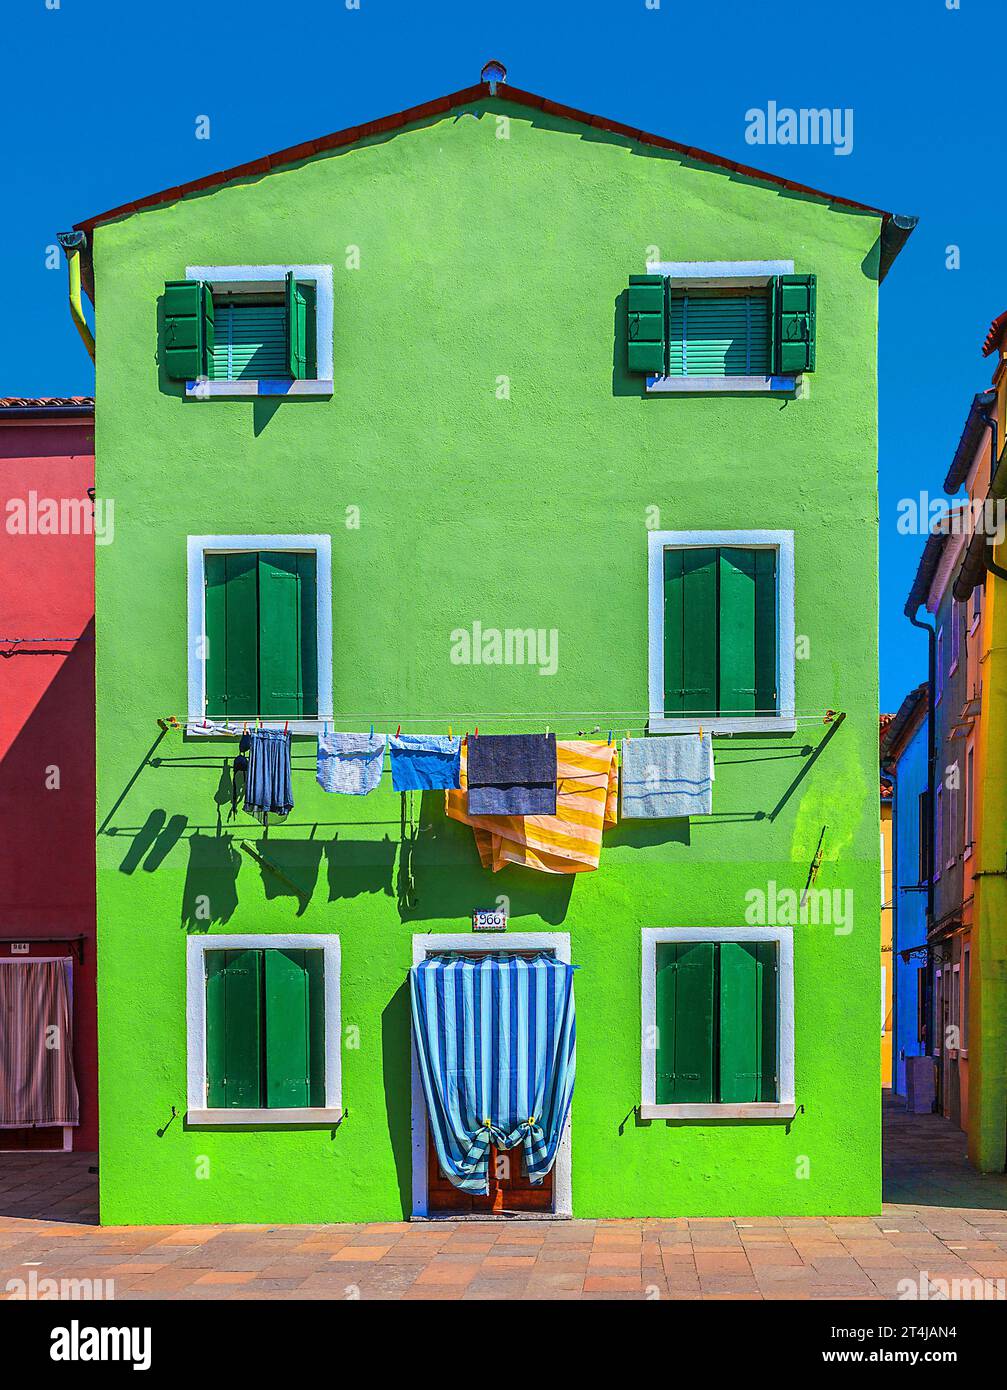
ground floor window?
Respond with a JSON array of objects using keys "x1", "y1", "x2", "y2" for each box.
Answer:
[
  {"x1": 640, "y1": 928, "x2": 795, "y2": 1119},
  {"x1": 185, "y1": 934, "x2": 341, "y2": 1125}
]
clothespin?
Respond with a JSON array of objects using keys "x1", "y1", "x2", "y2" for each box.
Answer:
[
  {"x1": 448, "y1": 725, "x2": 453, "y2": 740},
  {"x1": 607, "y1": 730, "x2": 612, "y2": 746},
  {"x1": 625, "y1": 729, "x2": 631, "y2": 742},
  {"x1": 323, "y1": 720, "x2": 329, "y2": 735},
  {"x1": 283, "y1": 720, "x2": 288, "y2": 735},
  {"x1": 369, "y1": 723, "x2": 374, "y2": 738},
  {"x1": 257, "y1": 715, "x2": 262, "y2": 729},
  {"x1": 396, "y1": 724, "x2": 401, "y2": 738},
  {"x1": 474, "y1": 726, "x2": 479, "y2": 738},
  {"x1": 242, "y1": 721, "x2": 248, "y2": 734},
  {"x1": 699, "y1": 724, "x2": 703, "y2": 741}
]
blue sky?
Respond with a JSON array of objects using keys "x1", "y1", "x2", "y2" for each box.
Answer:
[{"x1": 5, "y1": 0, "x2": 1003, "y2": 710}]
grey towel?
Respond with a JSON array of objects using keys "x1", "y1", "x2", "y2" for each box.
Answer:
[
  {"x1": 620, "y1": 734, "x2": 714, "y2": 818},
  {"x1": 467, "y1": 734, "x2": 558, "y2": 815}
]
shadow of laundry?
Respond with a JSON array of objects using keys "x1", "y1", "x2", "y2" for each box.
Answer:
[
  {"x1": 180, "y1": 831, "x2": 241, "y2": 930},
  {"x1": 118, "y1": 810, "x2": 165, "y2": 874},
  {"x1": 142, "y1": 814, "x2": 189, "y2": 871},
  {"x1": 325, "y1": 834, "x2": 397, "y2": 900},
  {"x1": 249, "y1": 837, "x2": 324, "y2": 915}
]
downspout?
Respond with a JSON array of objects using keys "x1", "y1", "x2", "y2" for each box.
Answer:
[{"x1": 56, "y1": 231, "x2": 95, "y2": 362}]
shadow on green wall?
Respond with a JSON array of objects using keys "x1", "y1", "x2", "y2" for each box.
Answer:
[
  {"x1": 381, "y1": 980, "x2": 414, "y2": 1214},
  {"x1": 180, "y1": 831, "x2": 241, "y2": 930}
]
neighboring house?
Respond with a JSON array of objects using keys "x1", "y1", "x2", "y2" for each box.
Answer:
[
  {"x1": 944, "y1": 324, "x2": 1007, "y2": 1174},
  {"x1": 67, "y1": 69, "x2": 913, "y2": 1223},
  {"x1": 0, "y1": 397, "x2": 96, "y2": 1152},
  {"x1": 905, "y1": 508, "x2": 971, "y2": 1131},
  {"x1": 880, "y1": 714, "x2": 894, "y2": 1088},
  {"x1": 880, "y1": 683, "x2": 929, "y2": 1098}
]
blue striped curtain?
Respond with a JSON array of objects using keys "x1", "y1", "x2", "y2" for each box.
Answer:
[{"x1": 410, "y1": 952, "x2": 576, "y2": 1195}]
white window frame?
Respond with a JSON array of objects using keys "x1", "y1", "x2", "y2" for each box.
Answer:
[
  {"x1": 643, "y1": 260, "x2": 799, "y2": 395},
  {"x1": 186, "y1": 533, "x2": 333, "y2": 735},
  {"x1": 640, "y1": 926, "x2": 796, "y2": 1121},
  {"x1": 184, "y1": 263, "x2": 333, "y2": 398},
  {"x1": 648, "y1": 529, "x2": 795, "y2": 733},
  {"x1": 186, "y1": 933, "x2": 342, "y2": 1126}
]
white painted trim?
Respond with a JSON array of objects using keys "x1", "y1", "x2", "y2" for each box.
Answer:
[
  {"x1": 184, "y1": 263, "x2": 333, "y2": 397},
  {"x1": 185, "y1": 933, "x2": 341, "y2": 1126},
  {"x1": 647, "y1": 529, "x2": 796, "y2": 733},
  {"x1": 646, "y1": 375, "x2": 796, "y2": 395},
  {"x1": 409, "y1": 932, "x2": 572, "y2": 1220},
  {"x1": 640, "y1": 926, "x2": 795, "y2": 1121},
  {"x1": 186, "y1": 534, "x2": 333, "y2": 724},
  {"x1": 926, "y1": 528, "x2": 967, "y2": 614},
  {"x1": 645, "y1": 260, "x2": 795, "y2": 285}
]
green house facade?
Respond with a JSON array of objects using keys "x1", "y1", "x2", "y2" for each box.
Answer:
[{"x1": 80, "y1": 75, "x2": 911, "y2": 1224}]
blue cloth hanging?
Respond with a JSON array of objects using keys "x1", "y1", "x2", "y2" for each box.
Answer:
[
  {"x1": 389, "y1": 733, "x2": 462, "y2": 791},
  {"x1": 410, "y1": 952, "x2": 576, "y2": 1195},
  {"x1": 244, "y1": 728, "x2": 293, "y2": 823}
]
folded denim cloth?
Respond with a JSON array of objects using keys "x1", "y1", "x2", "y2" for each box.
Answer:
[
  {"x1": 317, "y1": 732, "x2": 386, "y2": 796},
  {"x1": 620, "y1": 733, "x2": 714, "y2": 818},
  {"x1": 388, "y1": 734, "x2": 462, "y2": 792},
  {"x1": 466, "y1": 733, "x2": 557, "y2": 816}
]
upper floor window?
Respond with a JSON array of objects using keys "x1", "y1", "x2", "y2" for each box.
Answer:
[
  {"x1": 648, "y1": 530, "x2": 795, "y2": 733},
  {"x1": 627, "y1": 262, "x2": 815, "y2": 394},
  {"x1": 186, "y1": 534, "x2": 333, "y2": 732},
  {"x1": 162, "y1": 265, "x2": 333, "y2": 398}
]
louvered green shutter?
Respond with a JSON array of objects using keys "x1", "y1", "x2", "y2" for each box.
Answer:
[
  {"x1": 285, "y1": 273, "x2": 317, "y2": 380},
  {"x1": 206, "y1": 949, "x2": 264, "y2": 1109},
  {"x1": 163, "y1": 280, "x2": 214, "y2": 380},
  {"x1": 664, "y1": 548, "x2": 718, "y2": 717},
  {"x1": 257, "y1": 552, "x2": 318, "y2": 719},
  {"x1": 627, "y1": 274, "x2": 667, "y2": 374},
  {"x1": 264, "y1": 950, "x2": 326, "y2": 1108},
  {"x1": 655, "y1": 942, "x2": 715, "y2": 1103},
  {"x1": 719, "y1": 549, "x2": 757, "y2": 716},
  {"x1": 210, "y1": 302, "x2": 289, "y2": 381},
  {"x1": 668, "y1": 294, "x2": 771, "y2": 377},
  {"x1": 718, "y1": 942, "x2": 778, "y2": 1103},
  {"x1": 204, "y1": 552, "x2": 259, "y2": 718},
  {"x1": 773, "y1": 274, "x2": 816, "y2": 374}
]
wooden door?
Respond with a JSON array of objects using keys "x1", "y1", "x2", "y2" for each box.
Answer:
[{"x1": 427, "y1": 1124, "x2": 553, "y2": 1214}]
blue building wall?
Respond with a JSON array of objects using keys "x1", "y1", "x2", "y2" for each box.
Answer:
[{"x1": 891, "y1": 710, "x2": 929, "y2": 1094}]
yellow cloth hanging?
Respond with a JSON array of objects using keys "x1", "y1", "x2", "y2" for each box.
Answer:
[{"x1": 446, "y1": 739, "x2": 618, "y2": 874}]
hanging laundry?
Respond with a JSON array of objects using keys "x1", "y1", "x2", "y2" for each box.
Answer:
[
  {"x1": 388, "y1": 733, "x2": 462, "y2": 792},
  {"x1": 620, "y1": 733, "x2": 714, "y2": 818},
  {"x1": 244, "y1": 728, "x2": 294, "y2": 825},
  {"x1": 466, "y1": 733, "x2": 557, "y2": 816},
  {"x1": 447, "y1": 740, "x2": 618, "y2": 873},
  {"x1": 317, "y1": 731, "x2": 386, "y2": 796}
]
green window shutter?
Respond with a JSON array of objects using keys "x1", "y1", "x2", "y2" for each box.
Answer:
[
  {"x1": 206, "y1": 949, "x2": 264, "y2": 1109},
  {"x1": 754, "y1": 549, "x2": 778, "y2": 715},
  {"x1": 668, "y1": 294, "x2": 771, "y2": 377},
  {"x1": 655, "y1": 941, "x2": 715, "y2": 1103},
  {"x1": 663, "y1": 547, "x2": 718, "y2": 717},
  {"x1": 719, "y1": 548, "x2": 757, "y2": 716},
  {"x1": 209, "y1": 302, "x2": 289, "y2": 381},
  {"x1": 257, "y1": 552, "x2": 318, "y2": 719},
  {"x1": 718, "y1": 942, "x2": 778, "y2": 1103},
  {"x1": 204, "y1": 552, "x2": 259, "y2": 718},
  {"x1": 627, "y1": 274, "x2": 667, "y2": 375},
  {"x1": 163, "y1": 280, "x2": 213, "y2": 380},
  {"x1": 285, "y1": 273, "x2": 317, "y2": 380},
  {"x1": 773, "y1": 273, "x2": 816, "y2": 374},
  {"x1": 264, "y1": 949, "x2": 326, "y2": 1108}
]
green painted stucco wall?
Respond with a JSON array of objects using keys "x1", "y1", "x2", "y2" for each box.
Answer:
[{"x1": 93, "y1": 98, "x2": 883, "y2": 1224}]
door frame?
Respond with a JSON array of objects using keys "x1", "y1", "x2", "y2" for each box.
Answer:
[
  {"x1": 409, "y1": 932, "x2": 573, "y2": 1219},
  {"x1": 0, "y1": 955, "x2": 75, "y2": 1153}
]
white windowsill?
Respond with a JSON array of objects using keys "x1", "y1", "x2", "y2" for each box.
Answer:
[
  {"x1": 186, "y1": 379, "x2": 333, "y2": 398},
  {"x1": 639, "y1": 1102, "x2": 797, "y2": 1121},
  {"x1": 646, "y1": 375, "x2": 797, "y2": 395},
  {"x1": 649, "y1": 714, "x2": 797, "y2": 735},
  {"x1": 187, "y1": 1108, "x2": 343, "y2": 1126}
]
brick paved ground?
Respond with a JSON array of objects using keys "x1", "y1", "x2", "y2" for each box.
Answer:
[{"x1": 3, "y1": 1093, "x2": 1007, "y2": 1300}]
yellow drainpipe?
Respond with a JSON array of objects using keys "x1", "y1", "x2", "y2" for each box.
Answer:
[{"x1": 57, "y1": 231, "x2": 95, "y2": 362}]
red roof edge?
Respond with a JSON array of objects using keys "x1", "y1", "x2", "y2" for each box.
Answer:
[
  {"x1": 72, "y1": 80, "x2": 911, "y2": 268},
  {"x1": 982, "y1": 310, "x2": 1007, "y2": 358}
]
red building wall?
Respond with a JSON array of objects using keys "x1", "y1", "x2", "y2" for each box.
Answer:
[{"x1": 0, "y1": 400, "x2": 96, "y2": 1150}]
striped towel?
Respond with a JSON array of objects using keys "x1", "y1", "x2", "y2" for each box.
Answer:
[{"x1": 446, "y1": 739, "x2": 619, "y2": 874}]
